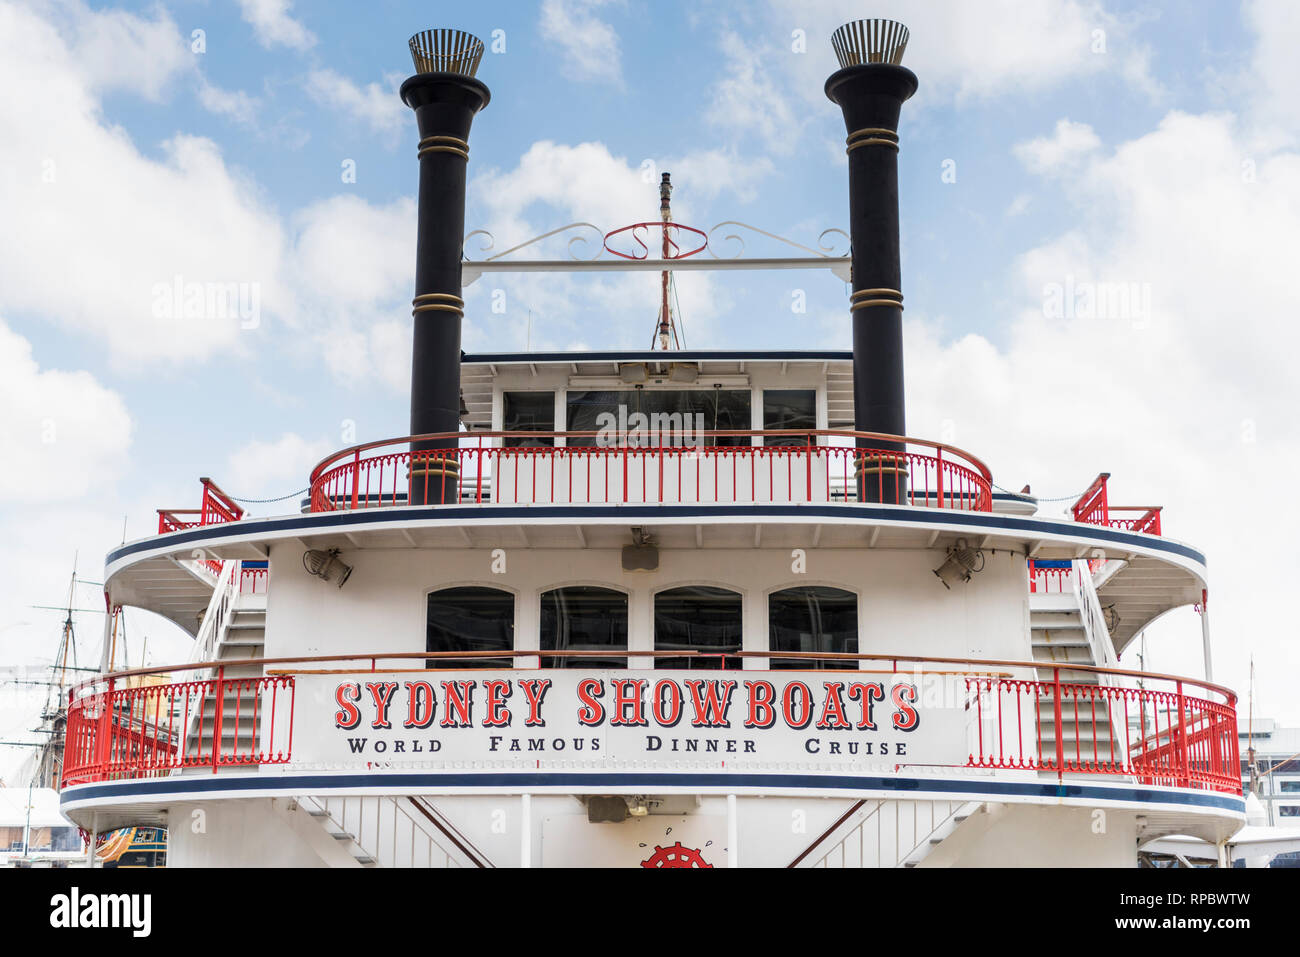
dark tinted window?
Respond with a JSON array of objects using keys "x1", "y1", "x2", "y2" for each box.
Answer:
[
  {"x1": 427, "y1": 587, "x2": 514, "y2": 668},
  {"x1": 654, "y1": 586, "x2": 743, "y2": 669},
  {"x1": 769, "y1": 586, "x2": 858, "y2": 669},
  {"x1": 566, "y1": 390, "x2": 752, "y2": 447},
  {"x1": 763, "y1": 390, "x2": 816, "y2": 446},
  {"x1": 540, "y1": 586, "x2": 628, "y2": 668},
  {"x1": 503, "y1": 392, "x2": 555, "y2": 447}
]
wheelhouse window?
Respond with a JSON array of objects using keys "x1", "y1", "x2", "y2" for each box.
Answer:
[
  {"x1": 540, "y1": 586, "x2": 628, "y2": 668},
  {"x1": 566, "y1": 389, "x2": 752, "y2": 447},
  {"x1": 763, "y1": 390, "x2": 816, "y2": 447},
  {"x1": 426, "y1": 587, "x2": 514, "y2": 668},
  {"x1": 502, "y1": 392, "x2": 555, "y2": 447},
  {"x1": 768, "y1": 586, "x2": 858, "y2": 669},
  {"x1": 654, "y1": 586, "x2": 743, "y2": 669}
]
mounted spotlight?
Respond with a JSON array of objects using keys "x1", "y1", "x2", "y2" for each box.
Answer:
[
  {"x1": 303, "y1": 548, "x2": 353, "y2": 587},
  {"x1": 668, "y1": 363, "x2": 698, "y2": 383},
  {"x1": 619, "y1": 363, "x2": 649, "y2": 384},
  {"x1": 586, "y1": 795, "x2": 652, "y2": 823},
  {"x1": 933, "y1": 538, "x2": 984, "y2": 589},
  {"x1": 622, "y1": 526, "x2": 659, "y2": 571}
]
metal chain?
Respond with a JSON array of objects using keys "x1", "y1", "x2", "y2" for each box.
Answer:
[
  {"x1": 227, "y1": 488, "x2": 310, "y2": 504},
  {"x1": 991, "y1": 482, "x2": 1092, "y2": 504}
]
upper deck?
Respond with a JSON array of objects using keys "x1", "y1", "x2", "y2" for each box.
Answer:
[{"x1": 458, "y1": 350, "x2": 857, "y2": 433}]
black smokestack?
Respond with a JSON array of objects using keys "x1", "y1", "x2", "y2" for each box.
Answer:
[
  {"x1": 825, "y1": 19, "x2": 916, "y2": 504},
  {"x1": 400, "y1": 29, "x2": 490, "y2": 504}
]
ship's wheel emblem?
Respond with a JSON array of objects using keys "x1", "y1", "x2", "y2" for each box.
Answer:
[{"x1": 640, "y1": 841, "x2": 713, "y2": 869}]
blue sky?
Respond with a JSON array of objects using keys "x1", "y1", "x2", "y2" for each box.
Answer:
[{"x1": 3, "y1": 0, "x2": 1300, "y2": 773}]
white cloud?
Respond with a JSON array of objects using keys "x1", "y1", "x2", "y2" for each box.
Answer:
[
  {"x1": 0, "y1": 319, "x2": 132, "y2": 502},
  {"x1": 475, "y1": 140, "x2": 665, "y2": 239},
  {"x1": 705, "y1": 31, "x2": 803, "y2": 155},
  {"x1": 304, "y1": 69, "x2": 406, "y2": 139},
  {"x1": 235, "y1": 0, "x2": 315, "y2": 52},
  {"x1": 904, "y1": 105, "x2": 1300, "y2": 718},
  {"x1": 539, "y1": 0, "x2": 624, "y2": 86},
  {"x1": 714, "y1": 0, "x2": 1161, "y2": 138},
  {"x1": 0, "y1": 491, "x2": 199, "y2": 785},
  {"x1": 224, "y1": 433, "x2": 333, "y2": 506},
  {"x1": 664, "y1": 148, "x2": 774, "y2": 205},
  {"x1": 1005, "y1": 193, "x2": 1032, "y2": 217},
  {"x1": 0, "y1": 2, "x2": 286, "y2": 367},
  {"x1": 59, "y1": 0, "x2": 191, "y2": 101},
  {"x1": 0, "y1": 328, "x2": 161, "y2": 780},
  {"x1": 463, "y1": 139, "x2": 780, "y2": 350},
  {"x1": 1013, "y1": 119, "x2": 1102, "y2": 175},
  {"x1": 198, "y1": 81, "x2": 260, "y2": 125},
  {"x1": 474, "y1": 140, "x2": 772, "y2": 240},
  {"x1": 286, "y1": 194, "x2": 416, "y2": 389},
  {"x1": 1243, "y1": 0, "x2": 1300, "y2": 143}
]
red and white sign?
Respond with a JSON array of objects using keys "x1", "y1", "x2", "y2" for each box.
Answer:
[{"x1": 288, "y1": 670, "x2": 969, "y2": 771}]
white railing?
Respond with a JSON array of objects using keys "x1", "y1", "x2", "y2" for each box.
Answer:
[
  {"x1": 191, "y1": 561, "x2": 240, "y2": 670},
  {"x1": 177, "y1": 561, "x2": 243, "y2": 765},
  {"x1": 1074, "y1": 558, "x2": 1117, "y2": 670},
  {"x1": 793, "y1": 799, "x2": 977, "y2": 868},
  {"x1": 296, "y1": 795, "x2": 490, "y2": 868}
]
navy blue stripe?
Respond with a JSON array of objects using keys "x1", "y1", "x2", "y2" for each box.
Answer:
[
  {"x1": 108, "y1": 504, "x2": 1206, "y2": 568},
  {"x1": 463, "y1": 350, "x2": 853, "y2": 364},
  {"x1": 62, "y1": 770, "x2": 1243, "y2": 813}
]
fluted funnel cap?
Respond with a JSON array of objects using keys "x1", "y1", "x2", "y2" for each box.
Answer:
[
  {"x1": 409, "y1": 29, "x2": 485, "y2": 76},
  {"x1": 831, "y1": 19, "x2": 909, "y2": 67}
]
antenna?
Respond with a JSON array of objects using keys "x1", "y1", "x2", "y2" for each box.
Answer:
[
  {"x1": 655, "y1": 173, "x2": 681, "y2": 350},
  {"x1": 602, "y1": 174, "x2": 707, "y2": 350}
]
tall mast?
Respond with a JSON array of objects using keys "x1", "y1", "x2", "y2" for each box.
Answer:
[{"x1": 655, "y1": 172, "x2": 681, "y2": 350}]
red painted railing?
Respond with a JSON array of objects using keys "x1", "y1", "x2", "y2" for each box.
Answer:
[
  {"x1": 61, "y1": 671, "x2": 294, "y2": 786},
  {"x1": 308, "y1": 430, "x2": 994, "y2": 512},
  {"x1": 60, "y1": 652, "x2": 1238, "y2": 796},
  {"x1": 1071, "y1": 473, "x2": 1162, "y2": 536},
  {"x1": 157, "y1": 477, "x2": 244, "y2": 534},
  {"x1": 966, "y1": 670, "x2": 1238, "y2": 791},
  {"x1": 1028, "y1": 562, "x2": 1076, "y2": 594},
  {"x1": 239, "y1": 566, "x2": 269, "y2": 594}
]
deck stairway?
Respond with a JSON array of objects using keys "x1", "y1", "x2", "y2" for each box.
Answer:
[
  {"x1": 293, "y1": 796, "x2": 492, "y2": 868},
  {"x1": 1029, "y1": 561, "x2": 1121, "y2": 770},
  {"x1": 790, "y1": 799, "x2": 981, "y2": 868},
  {"x1": 180, "y1": 562, "x2": 267, "y2": 768}
]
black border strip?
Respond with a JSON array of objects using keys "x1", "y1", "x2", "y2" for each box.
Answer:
[{"x1": 462, "y1": 350, "x2": 854, "y2": 364}]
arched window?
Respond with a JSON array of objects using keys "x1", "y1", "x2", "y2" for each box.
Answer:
[
  {"x1": 654, "y1": 586, "x2": 743, "y2": 670},
  {"x1": 768, "y1": 586, "x2": 858, "y2": 669},
  {"x1": 427, "y1": 587, "x2": 514, "y2": 668},
  {"x1": 540, "y1": 586, "x2": 628, "y2": 668}
]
